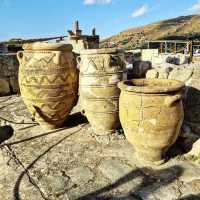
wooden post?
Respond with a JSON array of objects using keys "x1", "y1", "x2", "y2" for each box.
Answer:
[
  {"x1": 165, "y1": 41, "x2": 167, "y2": 53},
  {"x1": 188, "y1": 41, "x2": 193, "y2": 62},
  {"x1": 160, "y1": 42, "x2": 164, "y2": 53},
  {"x1": 174, "y1": 42, "x2": 177, "y2": 53},
  {"x1": 191, "y1": 41, "x2": 193, "y2": 60}
]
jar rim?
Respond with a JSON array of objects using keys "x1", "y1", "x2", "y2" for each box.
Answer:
[
  {"x1": 118, "y1": 79, "x2": 185, "y2": 94},
  {"x1": 80, "y1": 48, "x2": 124, "y2": 55},
  {"x1": 23, "y1": 42, "x2": 73, "y2": 51}
]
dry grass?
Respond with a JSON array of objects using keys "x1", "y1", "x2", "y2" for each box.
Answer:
[{"x1": 101, "y1": 15, "x2": 200, "y2": 50}]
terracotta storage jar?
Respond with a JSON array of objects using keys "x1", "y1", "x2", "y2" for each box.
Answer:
[
  {"x1": 17, "y1": 42, "x2": 78, "y2": 130},
  {"x1": 118, "y1": 79, "x2": 184, "y2": 165},
  {"x1": 78, "y1": 48, "x2": 125, "y2": 135}
]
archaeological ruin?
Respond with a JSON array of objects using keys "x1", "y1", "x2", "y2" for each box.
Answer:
[{"x1": 1, "y1": 20, "x2": 200, "y2": 200}]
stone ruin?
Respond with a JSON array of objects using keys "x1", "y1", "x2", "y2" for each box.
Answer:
[
  {"x1": 1, "y1": 27, "x2": 200, "y2": 199},
  {"x1": 0, "y1": 53, "x2": 19, "y2": 95},
  {"x1": 125, "y1": 48, "x2": 200, "y2": 162},
  {"x1": 66, "y1": 20, "x2": 100, "y2": 53}
]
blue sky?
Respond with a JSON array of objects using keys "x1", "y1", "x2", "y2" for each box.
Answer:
[{"x1": 0, "y1": 0, "x2": 200, "y2": 41}]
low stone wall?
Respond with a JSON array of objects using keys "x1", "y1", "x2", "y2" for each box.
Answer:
[
  {"x1": 146, "y1": 63, "x2": 200, "y2": 134},
  {"x1": 0, "y1": 53, "x2": 19, "y2": 96},
  {"x1": 141, "y1": 49, "x2": 159, "y2": 62}
]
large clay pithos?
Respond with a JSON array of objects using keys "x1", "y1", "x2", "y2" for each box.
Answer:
[
  {"x1": 17, "y1": 42, "x2": 78, "y2": 130},
  {"x1": 118, "y1": 79, "x2": 184, "y2": 165},
  {"x1": 78, "y1": 48, "x2": 125, "y2": 135}
]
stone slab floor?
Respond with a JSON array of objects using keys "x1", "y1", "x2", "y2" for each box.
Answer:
[{"x1": 0, "y1": 95, "x2": 200, "y2": 200}]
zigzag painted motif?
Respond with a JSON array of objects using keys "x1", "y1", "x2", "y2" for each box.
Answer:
[
  {"x1": 20, "y1": 74, "x2": 69, "y2": 85},
  {"x1": 40, "y1": 101, "x2": 68, "y2": 111},
  {"x1": 22, "y1": 53, "x2": 56, "y2": 67},
  {"x1": 19, "y1": 67, "x2": 68, "y2": 76},
  {"x1": 21, "y1": 88, "x2": 73, "y2": 99}
]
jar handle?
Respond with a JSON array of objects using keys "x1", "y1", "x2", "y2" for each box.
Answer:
[
  {"x1": 17, "y1": 51, "x2": 23, "y2": 63},
  {"x1": 76, "y1": 56, "x2": 81, "y2": 66},
  {"x1": 164, "y1": 94, "x2": 182, "y2": 107}
]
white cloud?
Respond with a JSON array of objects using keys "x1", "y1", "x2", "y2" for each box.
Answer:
[
  {"x1": 131, "y1": 4, "x2": 149, "y2": 18},
  {"x1": 189, "y1": 0, "x2": 200, "y2": 13},
  {"x1": 84, "y1": 0, "x2": 112, "y2": 5}
]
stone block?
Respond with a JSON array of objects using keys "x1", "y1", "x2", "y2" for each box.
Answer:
[
  {"x1": 187, "y1": 139, "x2": 200, "y2": 157},
  {"x1": 0, "y1": 78, "x2": 10, "y2": 95},
  {"x1": 168, "y1": 67, "x2": 193, "y2": 82},
  {"x1": 9, "y1": 76, "x2": 19, "y2": 93},
  {"x1": 0, "y1": 54, "x2": 19, "y2": 77},
  {"x1": 146, "y1": 69, "x2": 159, "y2": 79},
  {"x1": 141, "y1": 49, "x2": 159, "y2": 62}
]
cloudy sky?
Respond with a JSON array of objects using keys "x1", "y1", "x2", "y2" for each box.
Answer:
[{"x1": 0, "y1": 0, "x2": 200, "y2": 41}]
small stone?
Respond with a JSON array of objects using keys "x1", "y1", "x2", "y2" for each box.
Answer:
[
  {"x1": 187, "y1": 139, "x2": 200, "y2": 157},
  {"x1": 67, "y1": 166, "x2": 94, "y2": 185},
  {"x1": 158, "y1": 68, "x2": 169, "y2": 79},
  {"x1": 94, "y1": 134, "x2": 111, "y2": 145},
  {"x1": 146, "y1": 69, "x2": 159, "y2": 79}
]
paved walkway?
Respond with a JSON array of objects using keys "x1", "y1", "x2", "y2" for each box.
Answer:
[{"x1": 0, "y1": 95, "x2": 200, "y2": 200}]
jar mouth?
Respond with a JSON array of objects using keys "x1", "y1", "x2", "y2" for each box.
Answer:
[
  {"x1": 80, "y1": 48, "x2": 124, "y2": 55},
  {"x1": 23, "y1": 42, "x2": 73, "y2": 51},
  {"x1": 118, "y1": 79, "x2": 185, "y2": 94}
]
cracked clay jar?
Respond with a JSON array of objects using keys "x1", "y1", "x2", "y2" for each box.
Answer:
[{"x1": 118, "y1": 79, "x2": 184, "y2": 165}]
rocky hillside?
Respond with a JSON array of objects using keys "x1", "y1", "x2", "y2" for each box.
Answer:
[{"x1": 101, "y1": 15, "x2": 200, "y2": 50}]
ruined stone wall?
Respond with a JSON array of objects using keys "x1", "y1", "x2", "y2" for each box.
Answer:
[
  {"x1": 141, "y1": 49, "x2": 159, "y2": 63},
  {"x1": 66, "y1": 39, "x2": 86, "y2": 54},
  {"x1": 65, "y1": 36, "x2": 99, "y2": 54},
  {"x1": 0, "y1": 53, "x2": 19, "y2": 96},
  {"x1": 141, "y1": 49, "x2": 190, "y2": 66},
  {"x1": 146, "y1": 63, "x2": 200, "y2": 134}
]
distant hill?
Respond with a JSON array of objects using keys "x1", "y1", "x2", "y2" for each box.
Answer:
[{"x1": 101, "y1": 15, "x2": 200, "y2": 50}]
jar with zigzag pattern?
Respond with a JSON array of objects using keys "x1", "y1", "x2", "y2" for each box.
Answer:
[{"x1": 17, "y1": 42, "x2": 78, "y2": 130}]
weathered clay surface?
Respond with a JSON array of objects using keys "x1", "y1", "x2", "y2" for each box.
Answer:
[
  {"x1": 78, "y1": 48, "x2": 124, "y2": 135},
  {"x1": 118, "y1": 79, "x2": 184, "y2": 165},
  {"x1": 17, "y1": 42, "x2": 78, "y2": 130},
  {"x1": 0, "y1": 95, "x2": 200, "y2": 200}
]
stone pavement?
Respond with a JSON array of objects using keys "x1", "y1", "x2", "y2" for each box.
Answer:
[{"x1": 0, "y1": 95, "x2": 200, "y2": 200}]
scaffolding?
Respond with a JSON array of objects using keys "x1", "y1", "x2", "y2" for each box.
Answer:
[{"x1": 147, "y1": 40, "x2": 200, "y2": 60}]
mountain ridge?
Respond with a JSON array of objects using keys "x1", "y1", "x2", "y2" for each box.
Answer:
[{"x1": 101, "y1": 15, "x2": 200, "y2": 49}]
